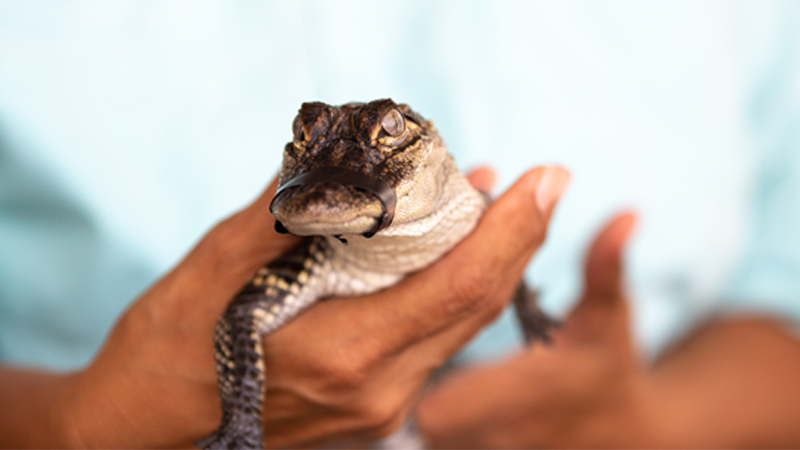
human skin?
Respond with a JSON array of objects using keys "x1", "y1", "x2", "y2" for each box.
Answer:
[
  {"x1": 0, "y1": 165, "x2": 570, "y2": 449},
  {"x1": 416, "y1": 213, "x2": 800, "y2": 448}
]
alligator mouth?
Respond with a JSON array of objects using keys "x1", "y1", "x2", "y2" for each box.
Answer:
[{"x1": 270, "y1": 167, "x2": 396, "y2": 237}]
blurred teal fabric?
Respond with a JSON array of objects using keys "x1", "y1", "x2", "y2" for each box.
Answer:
[{"x1": 0, "y1": 1, "x2": 798, "y2": 370}]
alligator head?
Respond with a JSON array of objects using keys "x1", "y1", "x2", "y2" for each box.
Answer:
[{"x1": 270, "y1": 99, "x2": 450, "y2": 237}]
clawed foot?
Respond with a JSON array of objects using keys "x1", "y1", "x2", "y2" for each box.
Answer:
[{"x1": 513, "y1": 283, "x2": 560, "y2": 346}]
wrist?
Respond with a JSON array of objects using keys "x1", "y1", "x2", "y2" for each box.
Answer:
[
  {"x1": 0, "y1": 367, "x2": 83, "y2": 448},
  {"x1": 55, "y1": 371, "x2": 93, "y2": 448},
  {"x1": 59, "y1": 360, "x2": 156, "y2": 448},
  {"x1": 55, "y1": 312, "x2": 153, "y2": 449}
]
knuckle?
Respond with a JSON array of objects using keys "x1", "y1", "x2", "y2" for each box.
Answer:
[
  {"x1": 318, "y1": 348, "x2": 374, "y2": 391},
  {"x1": 199, "y1": 216, "x2": 252, "y2": 276},
  {"x1": 356, "y1": 400, "x2": 401, "y2": 435},
  {"x1": 111, "y1": 304, "x2": 152, "y2": 344},
  {"x1": 205, "y1": 217, "x2": 241, "y2": 257}
]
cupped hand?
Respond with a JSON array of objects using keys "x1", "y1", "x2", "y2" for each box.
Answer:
[
  {"x1": 58, "y1": 177, "x2": 302, "y2": 448},
  {"x1": 54, "y1": 166, "x2": 569, "y2": 449},
  {"x1": 259, "y1": 165, "x2": 569, "y2": 448},
  {"x1": 416, "y1": 212, "x2": 649, "y2": 449}
]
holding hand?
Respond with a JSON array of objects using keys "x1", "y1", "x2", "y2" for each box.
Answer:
[
  {"x1": 0, "y1": 166, "x2": 570, "y2": 448},
  {"x1": 251, "y1": 166, "x2": 569, "y2": 448},
  {"x1": 416, "y1": 212, "x2": 645, "y2": 448},
  {"x1": 417, "y1": 211, "x2": 800, "y2": 449}
]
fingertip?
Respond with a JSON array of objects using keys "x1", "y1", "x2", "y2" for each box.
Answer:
[
  {"x1": 469, "y1": 165, "x2": 571, "y2": 262},
  {"x1": 523, "y1": 165, "x2": 571, "y2": 217},
  {"x1": 605, "y1": 210, "x2": 639, "y2": 251},
  {"x1": 566, "y1": 211, "x2": 640, "y2": 344},
  {"x1": 466, "y1": 165, "x2": 497, "y2": 193},
  {"x1": 589, "y1": 210, "x2": 638, "y2": 266},
  {"x1": 584, "y1": 210, "x2": 638, "y2": 300}
]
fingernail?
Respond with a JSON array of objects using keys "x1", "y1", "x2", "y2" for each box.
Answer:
[{"x1": 531, "y1": 166, "x2": 571, "y2": 214}]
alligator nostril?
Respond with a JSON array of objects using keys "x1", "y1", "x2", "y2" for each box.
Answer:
[{"x1": 271, "y1": 166, "x2": 396, "y2": 233}]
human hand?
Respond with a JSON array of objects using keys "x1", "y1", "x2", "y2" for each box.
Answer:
[
  {"x1": 257, "y1": 165, "x2": 569, "y2": 448},
  {"x1": 416, "y1": 212, "x2": 648, "y2": 448},
  {"x1": 56, "y1": 177, "x2": 302, "y2": 448},
  {"x1": 50, "y1": 166, "x2": 569, "y2": 448}
]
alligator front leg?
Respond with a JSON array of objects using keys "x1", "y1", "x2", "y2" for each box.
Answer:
[
  {"x1": 513, "y1": 283, "x2": 560, "y2": 345},
  {"x1": 198, "y1": 238, "x2": 329, "y2": 449},
  {"x1": 197, "y1": 290, "x2": 271, "y2": 449}
]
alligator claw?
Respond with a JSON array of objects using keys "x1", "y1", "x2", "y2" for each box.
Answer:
[{"x1": 513, "y1": 283, "x2": 560, "y2": 346}]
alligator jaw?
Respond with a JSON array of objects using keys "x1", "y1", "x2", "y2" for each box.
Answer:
[
  {"x1": 274, "y1": 213, "x2": 381, "y2": 237},
  {"x1": 271, "y1": 184, "x2": 384, "y2": 237}
]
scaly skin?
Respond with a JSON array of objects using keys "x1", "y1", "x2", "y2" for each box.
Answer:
[{"x1": 198, "y1": 237, "x2": 332, "y2": 449}]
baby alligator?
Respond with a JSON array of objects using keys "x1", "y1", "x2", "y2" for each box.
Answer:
[{"x1": 198, "y1": 99, "x2": 554, "y2": 449}]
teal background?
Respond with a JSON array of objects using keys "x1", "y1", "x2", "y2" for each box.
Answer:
[{"x1": 0, "y1": 1, "x2": 798, "y2": 369}]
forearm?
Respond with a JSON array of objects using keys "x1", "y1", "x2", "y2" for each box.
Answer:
[
  {"x1": 649, "y1": 317, "x2": 800, "y2": 448},
  {"x1": 0, "y1": 367, "x2": 79, "y2": 448}
]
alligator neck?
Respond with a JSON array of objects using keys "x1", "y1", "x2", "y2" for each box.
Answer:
[{"x1": 324, "y1": 169, "x2": 488, "y2": 275}]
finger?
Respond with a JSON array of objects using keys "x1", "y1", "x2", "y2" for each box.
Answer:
[
  {"x1": 152, "y1": 175, "x2": 301, "y2": 319},
  {"x1": 220, "y1": 172, "x2": 302, "y2": 255},
  {"x1": 433, "y1": 213, "x2": 637, "y2": 360},
  {"x1": 562, "y1": 211, "x2": 637, "y2": 345},
  {"x1": 193, "y1": 173, "x2": 300, "y2": 280},
  {"x1": 358, "y1": 166, "x2": 571, "y2": 354},
  {"x1": 583, "y1": 211, "x2": 637, "y2": 307},
  {"x1": 466, "y1": 165, "x2": 497, "y2": 194}
]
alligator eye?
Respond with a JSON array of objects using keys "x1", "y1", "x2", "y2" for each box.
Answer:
[
  {"x1": 292, "y1": 115, "x2": 306, "y2": 143},
  {"x1": 381, "y1": 109, "x2": 405, "y2": 137}
]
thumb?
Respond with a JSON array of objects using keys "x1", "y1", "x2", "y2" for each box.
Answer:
[
  {"x1": 562, "y1": 211, "x2": 637, "y2": 345},
  {"x1": 584, "y1": 211, "x2": 637, "y2": 304},
  {"x1": 144, "y1": 175, "x2": 302, "y2": 324}
]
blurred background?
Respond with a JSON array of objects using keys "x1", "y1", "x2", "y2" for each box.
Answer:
[{"x1": 0, "y1": 0, "x2": 798, "y2": 371}]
